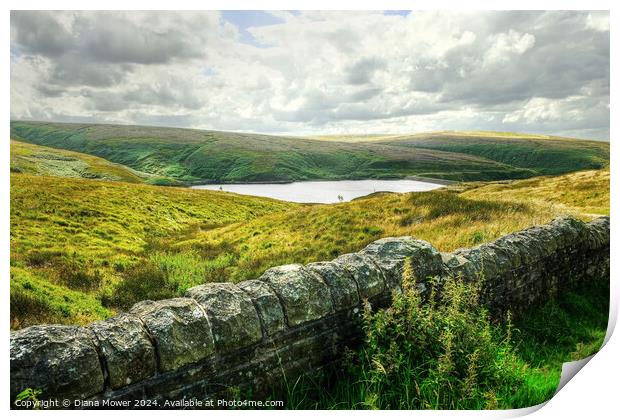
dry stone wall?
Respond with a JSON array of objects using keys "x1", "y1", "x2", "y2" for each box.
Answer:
[{"x1": 10, "y1": 216, "x2": 610, "y2": 407}]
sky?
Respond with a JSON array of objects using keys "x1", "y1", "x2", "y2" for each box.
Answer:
[{"x1": 9, "y1": 10, "x2": 610, "y2": 140}]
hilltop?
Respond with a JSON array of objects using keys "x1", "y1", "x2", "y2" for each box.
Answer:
[
  {"x1": 11, "y1": 121, "x2": 609, "y2": 184},
  {"x1": 10, "y1": 140, "x2": 153, "y2": 183}
]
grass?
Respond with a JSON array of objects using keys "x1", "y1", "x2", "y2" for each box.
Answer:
[
  {"x1": 458, "y1": 168, "x2": 610, "y2": 217},
  {"x1": 9, "y1": 164, "x2": 609, "y2": 328},
  {"x1": 10, "y1": 140, "x2": 151, "y2": 183},
  {"x1": 168, "y1": 168, "x2": 608, "y2": 283},
  {"x1": 279, "y1": 270, "x2": 609, "y2": 409},
  {"x1": 10, "y1": 121, "x2": 608, "y2": 183},
  {"x1": 380, "y1": 132, "x2": 609, "y2": 176},
  {"x1": 9, "y1": 173, "x2": 297, "y2": 328},
  {"x1": 8, "y1": 127, "x2": 609, "y2": 410}
]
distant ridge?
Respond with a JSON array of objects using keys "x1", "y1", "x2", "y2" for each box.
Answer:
[{"x1": 11, "y1": 121, "x2": 609, "y2": 185}]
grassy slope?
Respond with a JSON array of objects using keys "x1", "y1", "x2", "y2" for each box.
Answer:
[
  {"x1": 170, "y1": 168, "x2": 609, "y2": 283},
  {"x1": 379, "y1": 131, "x2": 609, "y2": 176},
  {"x1": 11, "y1": 121, "x2": 608, "y2": 183},
  {"x1": 10, "y1": 168, "x2": 609, "y2": 328},
  {"x1": 10, "y1": 173, "x2": 298, "y2": 328},
  {"x1": 10, "y1": 140, "x2": 151, "y2": 183}
]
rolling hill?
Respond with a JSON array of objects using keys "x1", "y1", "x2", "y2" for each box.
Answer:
[
  {"x1": 376, "y1": 131, "x2": 610, "y2": 176},
  {"x1": 11, "y1": 121, "x2": 609, "y2": 184},
  {"x1": 10, "y1": 173, "x2": 298, "y2": 328},
  {"x1": 10, "y1": 167, "x2": 609, "y2": 329},
  {"x1": 10, "y1": 140, "x2": 152, "y2": 183}
]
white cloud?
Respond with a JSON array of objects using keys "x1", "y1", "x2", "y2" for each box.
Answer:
[
  {"x1": 484, "y1": 30, "x2": 535, "y2": 65},
  {"x1": 10, "y1": 10, "x2": 610, "y2": 140},
  {"x1": 586, "y1": 12, "x2": 610, "y2": 32}
]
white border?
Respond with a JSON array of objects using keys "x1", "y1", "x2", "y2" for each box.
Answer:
[{"x1": 3, "y1": 1, "x2": 616, "y2": 419}]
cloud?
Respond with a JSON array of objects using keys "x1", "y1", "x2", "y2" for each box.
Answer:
[
  {"x1": 10, "y1": 11, "x2": 73, "y2": 57},
  {"x1": 346, "y1": 57, "x2": 386, "y2": 85},
  {"x1": 10, "y1": 10, "x2": 610, "y2": 140}
]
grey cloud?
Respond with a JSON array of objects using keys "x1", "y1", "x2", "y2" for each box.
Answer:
[
  {"x1": 72, "y1": 12, "x2": 206, "y2": 65},
  {"x1": 410, "y1": 12, "x2": 609, "y2": 107},
  {"x1": 12, "y1": 11, "x2": 222, "y2": 90},
  {"x1": 128, "y1": 112, "x2": 198, "y2": 128},
  {"x1": 11, "y1": 11, "x2": 73, "y2": 57},
  {"x1": 12, "y1": 11, "x2": 215, "y2": 66},
  {"x1": 35, "y1": 84, "x2": 66, "y2": 98},
  {"x1": 273, "y1": 98, "x2": 441, "y2": 125},
  {"x1": 49, "y1": 54, "x2": 131, "y2": 88},
  {"x1": 346, "y1": 57, "x2": 386, "y2": 85},
  {"x1": 347, "y1": 87, "x2": 383, "y2": 102},
  {"x1": 322, "y1": 28, "x2": 361, "y2": 53},
  {"x1": 123, "y1": 82, "x2": 204, "y2": 110},
  {"x1": 82, "y1": 80, "x2": 205, "y2": 112},
  {"x1": 80, "y1": 90, "x2": 126, "y2": 112}
]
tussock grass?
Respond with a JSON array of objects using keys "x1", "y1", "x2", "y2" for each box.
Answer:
[
  {"x1": 10, "y1": 173, "x2": 296, "y2": 327},
  {"x1": 10, "y1": 166, "x2": 609, "y2": 328}
]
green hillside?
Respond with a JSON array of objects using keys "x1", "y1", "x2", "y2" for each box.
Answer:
[
  {"x1": 10, "y1": 173, "x2": 298, "y2": 328},
  {"x1": 378, "y1": 131, "x2": 609, "y2": 176},
  {"x1": 11, "y1": 121, "x2": 608, "y2": 184},
  {"x1": 10, "y1": 168, "x2": 608, "y2": 329},
  {"x1": 10, "y1": 140, "x2": 154, "y2": 183}
]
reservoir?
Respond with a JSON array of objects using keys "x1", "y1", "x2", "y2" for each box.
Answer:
[{"x1": 191, "y1": 179, "x2": 445, "y2": 204}]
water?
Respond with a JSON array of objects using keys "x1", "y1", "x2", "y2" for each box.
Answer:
[{"x1": 191, "y1": 179, "x2": 444, "y2": 204}]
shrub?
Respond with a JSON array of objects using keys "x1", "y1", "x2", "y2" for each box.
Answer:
[
  {"x1": 56, "y1": 261, "x2": 103, "y2": 291},
  {"x1": 347, "y1": 265, "x2": 523, "y2": 409},
  {"x1": 284, "y1": 260, "x2": 524, "y2": 409},
  {"x1": 10, "y1": 289, "x2": 61, "y2": 329},
  {"x1": 103, "y1": 262, "x2": 177, "y2": 310},
  {"x1": 25, "y1": 250, "x2": 65, "y2": 267}
]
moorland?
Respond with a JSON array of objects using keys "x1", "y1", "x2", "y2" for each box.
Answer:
[{"x1": 8, "y1": 122, "x2": 611, "y2": 409}]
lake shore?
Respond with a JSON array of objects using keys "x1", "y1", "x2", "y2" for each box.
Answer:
[
  {"x1": 190, "y1": 178, "x2": 446, "y2": 204},
  {"x1": 184, "y1": 175, "x2": 457, "y2": 187}
]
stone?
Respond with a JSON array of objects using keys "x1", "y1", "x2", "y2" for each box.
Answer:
[
  {"x1": 258, "y1": 264, "x2": 334, "y2": 326},
  {"x1": 306, "y1": 261, "x2": 360, "y2": 310},
  {"x1": 441, "y1": 252, "x2": 475, "y2": 280},
  {"x1": 586, "y1": 216, "x2": 609, "y2": 249},
  {"x1": 7, "y1": 215, "x2": 610, "y2": 405},
  {"x1": 89, "y1": 313, "x2": 156, "y2": 389},
  {"x1": 488, "y1": 236, "x2": 522, "y2": 267},
  {"x1": 332, "y1": 253, "x2": 386, "y2": 299},
  {"x1": 131, "y1": 298, "x2": 214, "y2": 372},
  {"x1": 510, "y1": 232, "x2": 541, "y2": 265},
  {"x1": 238, "y1": 280, "x2": 287, "y2": 336},
  {"x1": 187, "y1": 283, "x2": 263, "y2": 352},
  {"x1": 550, "y1": 216, "x2": 587, "y2": 248},
  {"x1": 10, "y1": 325, "x2": 104, "y2": 401},
  {"x1": 452, "y1": 248, "x2": 483, "y2": 281},
  {"x1": 361, "y1": 237, "x2": 444, "y2": 289},
  {"x1": 483, "y1": 243, "x2": 513, "y2": 273}
]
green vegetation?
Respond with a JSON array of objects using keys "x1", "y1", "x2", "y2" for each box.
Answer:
[
  {"x1": 10, "y1": 173, "x2": 297, "y2": 328},
  {"x1": 10, "y1": 140, "x2": 151, "y2": 183},
  {"x1": 281, "y1": 268, "x2": 609, "y2": 409},
  {"x1": 8, "y1": 125, "x2": 610, "y2": 410},
  {"x1": 380, "y1": 131, "x2": 609, "y2": 176},
  {"x1": 10, "y1": 121, "x2": 608, "y2": 183},
  {"x1": 10, "y1": 163, "x2": 608, "y2": 328},
  {"x1": 10, "y1": 132, "x2": 610, "y2": 409}
]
